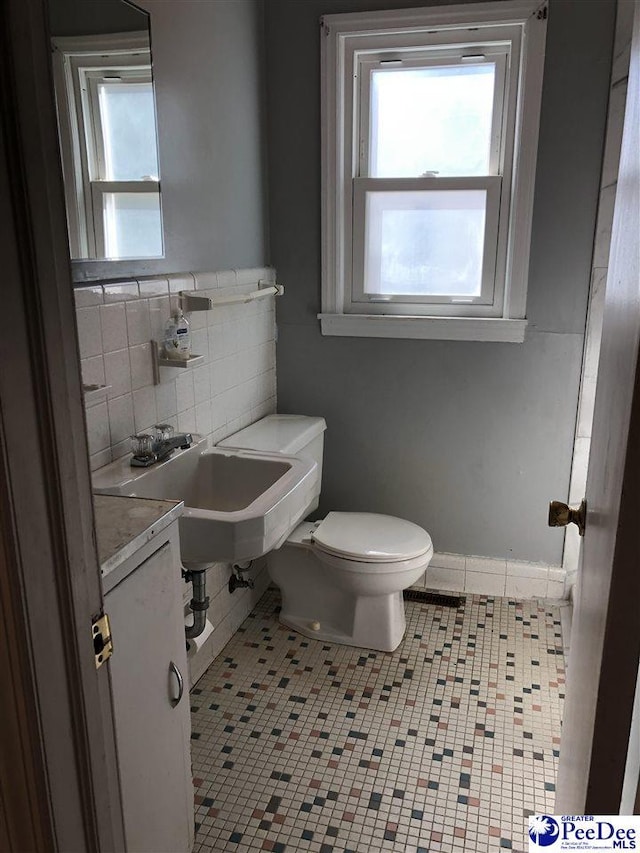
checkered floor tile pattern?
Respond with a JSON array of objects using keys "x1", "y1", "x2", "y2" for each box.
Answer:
[{"x1": 190, "y1": 589, "x2": 565, "y2": 852}]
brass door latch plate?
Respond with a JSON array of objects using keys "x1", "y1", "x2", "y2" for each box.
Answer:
[{"x1": 92, "y1": 613, "x2": 113, "y2": 669}]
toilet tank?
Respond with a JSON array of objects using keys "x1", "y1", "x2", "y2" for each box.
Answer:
[{"x1": 218, "y1": 415, "x2": 327, "y2": 512}]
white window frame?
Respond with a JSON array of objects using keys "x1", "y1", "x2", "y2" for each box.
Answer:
[
  {"x1": 51, "y1": 32, "x2": 161, "y2": 260},
  {"x1": 320, "y1": 1, "x2": 548, "y2": 342}
]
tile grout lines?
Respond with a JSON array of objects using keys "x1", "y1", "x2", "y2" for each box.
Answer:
[{"x1": 190, "y1": 587, "x2": 565, "y2": 852}]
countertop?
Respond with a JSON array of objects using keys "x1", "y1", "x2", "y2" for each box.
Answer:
[{"x1": 94, "y1": 494, "x2": 183, "y2": 579}]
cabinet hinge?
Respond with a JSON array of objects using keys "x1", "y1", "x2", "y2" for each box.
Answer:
[{"x1": 92, "y1": 612, "x2": 113, "y2": 669}]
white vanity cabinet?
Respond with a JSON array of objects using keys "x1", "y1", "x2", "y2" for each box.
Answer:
[{"x1": 100, "y1": 508, "x2": 193, "y2": 853}]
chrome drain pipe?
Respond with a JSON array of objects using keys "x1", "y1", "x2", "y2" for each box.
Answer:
[{"x1": 183, "y1": 567, "x2": 210, "y2": 639}]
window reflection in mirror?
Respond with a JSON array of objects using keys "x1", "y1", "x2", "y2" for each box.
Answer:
[{"x1": 49, "y1": 0, "x2": 163, "y2": 262}]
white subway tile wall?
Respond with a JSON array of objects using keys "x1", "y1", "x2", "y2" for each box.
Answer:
[
  {"x1": 80, "y1": 268, "x2": 278, "y2": 684},
  {"x1": 82, "y1": 354, "x2": 106, "y2": 387},
  {"x1": 79, "y1": 267, "x2": 277, "y2": 470},
  {"x1": 125, "y1": 299, "x2": 151, "y2": 346},
  {"x1": 76, "y1": 306, "x2": 103, "y2": 358},
  {"x1": 104, "y1": 348, "x2": 131, "y2": 399},
  {"x1": 100, "y1": 302, "x2": 128, "y2": 352}
]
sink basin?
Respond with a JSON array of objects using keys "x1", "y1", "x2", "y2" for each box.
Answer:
[{"x1": 92, "y1": 435, "x2": 318, "y2": 566}]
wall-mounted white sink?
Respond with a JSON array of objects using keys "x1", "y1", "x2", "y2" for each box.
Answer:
[{"x1": 92, "y1": 435, "x2": 318, "y2": 566}]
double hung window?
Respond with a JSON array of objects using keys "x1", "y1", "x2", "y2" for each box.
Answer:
[
  {"x1": 52, "y1": 33, "x2": 162, "y2": 260},
  {"x1": 320, "y1": 1, "x2": 548, "y2": 341}
]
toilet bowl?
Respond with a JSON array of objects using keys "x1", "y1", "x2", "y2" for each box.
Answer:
[
  {"x1": 269, "y1": 513, "x2": 432, "y2": 651},
  {"x1": 218, "y1": 415, "x2": 433, "y2": 652}
]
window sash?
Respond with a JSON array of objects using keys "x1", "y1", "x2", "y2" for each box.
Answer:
[
  {"x1": 81, "y1": 68, "x2": 154, "y2": 182},
  {"x1": 357, "y1": 45, "x2": 510, "y2": 180},
  {"x1": 352, "y1": 176, "x2": 502, "y2": 315},
  {"x1": 90, "y1": 181, "x2": 160, "y2": 258}
]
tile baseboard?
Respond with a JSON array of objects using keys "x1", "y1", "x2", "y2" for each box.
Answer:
[{"x1": 412, "y1": 552, "x2": 567, "y2": 600}]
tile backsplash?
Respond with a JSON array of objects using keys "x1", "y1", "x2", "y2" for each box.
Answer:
[{"x1": 77, "y1": 267, "x2": 277, "y2": 470}]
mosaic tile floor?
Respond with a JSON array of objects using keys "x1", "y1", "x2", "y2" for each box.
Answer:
[{"x1": 190, "y1": 589, "x2": 565, "y2": 852}]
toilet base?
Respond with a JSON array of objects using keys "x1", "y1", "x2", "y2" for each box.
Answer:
[
  {"x1": 279, "y1": 592, "x2": 406, "y2": 652},
  {"x1": 278, "y1": 590, "x2": 407, "y2": 653},
  {"x1": 268, "y1": 522, "x2": 431, "y2": 653}
]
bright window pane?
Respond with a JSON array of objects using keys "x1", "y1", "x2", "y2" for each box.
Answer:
[
  {"x1": 98, "y1": 81, "x2": 159, "y2": 180},
  {"x1": 364, "y1": 190, "x2": 486, "y2": 296},
  {"x1": 370, "y1": 64, "x2": 496, "y2": 178},
  {"x1": 103, "y1": 192, "x2": 162, "y2": 259}
]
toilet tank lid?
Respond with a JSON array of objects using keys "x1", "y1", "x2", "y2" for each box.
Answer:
[
  {"x1": 218, "y1": 415, "x2": 327, "y2": 455},
  {"x1": 312, "y1": 512, "x2": 433, "y2": 563}
]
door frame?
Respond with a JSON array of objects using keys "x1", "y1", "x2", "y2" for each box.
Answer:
[
  {"x1": 0, "y1": 0, "x2": 124, "y2": 848},
  {"x1": 556, "y1": 0, "x2": 640, "y2": 814},
  {"x1": 2, "y1": 0, "x2": 640, "y2": 843}
]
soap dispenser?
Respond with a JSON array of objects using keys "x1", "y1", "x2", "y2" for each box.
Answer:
[{"x1": 163, "y1": 309, "x2": 191, "y2": 361}]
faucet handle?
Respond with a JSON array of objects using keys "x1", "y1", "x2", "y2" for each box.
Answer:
[
  {"x1": 130, "y1": 433, "x2": 155, "y2": 459},
  {"x1": 153, "y1": 423, "x2": 174, "y2": 442}
]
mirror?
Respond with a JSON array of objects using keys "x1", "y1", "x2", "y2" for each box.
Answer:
[{"x1": 49, "y1": 0, "x2": 163, "y2": 263}]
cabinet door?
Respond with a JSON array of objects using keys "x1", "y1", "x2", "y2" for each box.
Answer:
[{"x1": 106, "y1": 541, "x2": 193, "y2": 853}]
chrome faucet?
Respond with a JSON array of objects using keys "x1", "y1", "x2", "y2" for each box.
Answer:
[{"x1": 130, "y1": 428, "x2": 193, "y2": 468}]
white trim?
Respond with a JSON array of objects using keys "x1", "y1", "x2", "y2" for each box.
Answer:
[
  {"x1": 318, "y1": 313, "x2": 528, "y2": 342},
  {"x1": 320, "y1": 1, "x2": 546, "y2": 33},
  {"x1": 51, "y1": 43, "x2": 91, "y2": 257},
  {"x1": 52, "y1": 31, "x2": 152, "y2": 56},
  {"x1": 320, "y1": 0, "x2": 548, "y2": 339},
  {"x1": 502, "y1": 2, "x2": 548, "y2": 317},
  {"x1": 321, "y1": 18, "x2": 344, "y2": 316},
  {"x1": 91, "y1": 180, "x2": 160, "y2": 194}
]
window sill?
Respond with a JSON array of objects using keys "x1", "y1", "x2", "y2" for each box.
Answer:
[{"x1": 318, "y1": 314, "x2": 527, "y2": 342}]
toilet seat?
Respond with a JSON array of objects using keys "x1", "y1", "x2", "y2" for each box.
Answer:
[
  {"x1": 315, "y1": 546, "x2": 433, "y2": 576},
  {"x1": 312, "y1": 512, "x2": 432, "y2": 563}
]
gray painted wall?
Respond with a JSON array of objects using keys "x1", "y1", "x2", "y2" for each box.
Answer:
[
  {"x1": 265, "y1": 0, "x2": 616, "y2": 564},
  {"x1": 69, "y1": 0, "x2": 269, "y2": 281}
]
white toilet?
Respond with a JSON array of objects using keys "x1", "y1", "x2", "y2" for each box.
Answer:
[{"x1": 219, "y1": 415, "x2": 433, "y2": 652}]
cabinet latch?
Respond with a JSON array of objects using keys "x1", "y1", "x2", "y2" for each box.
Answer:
[{"x1": 92, "y1": 613, "x2": 113, "y2": 669}]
